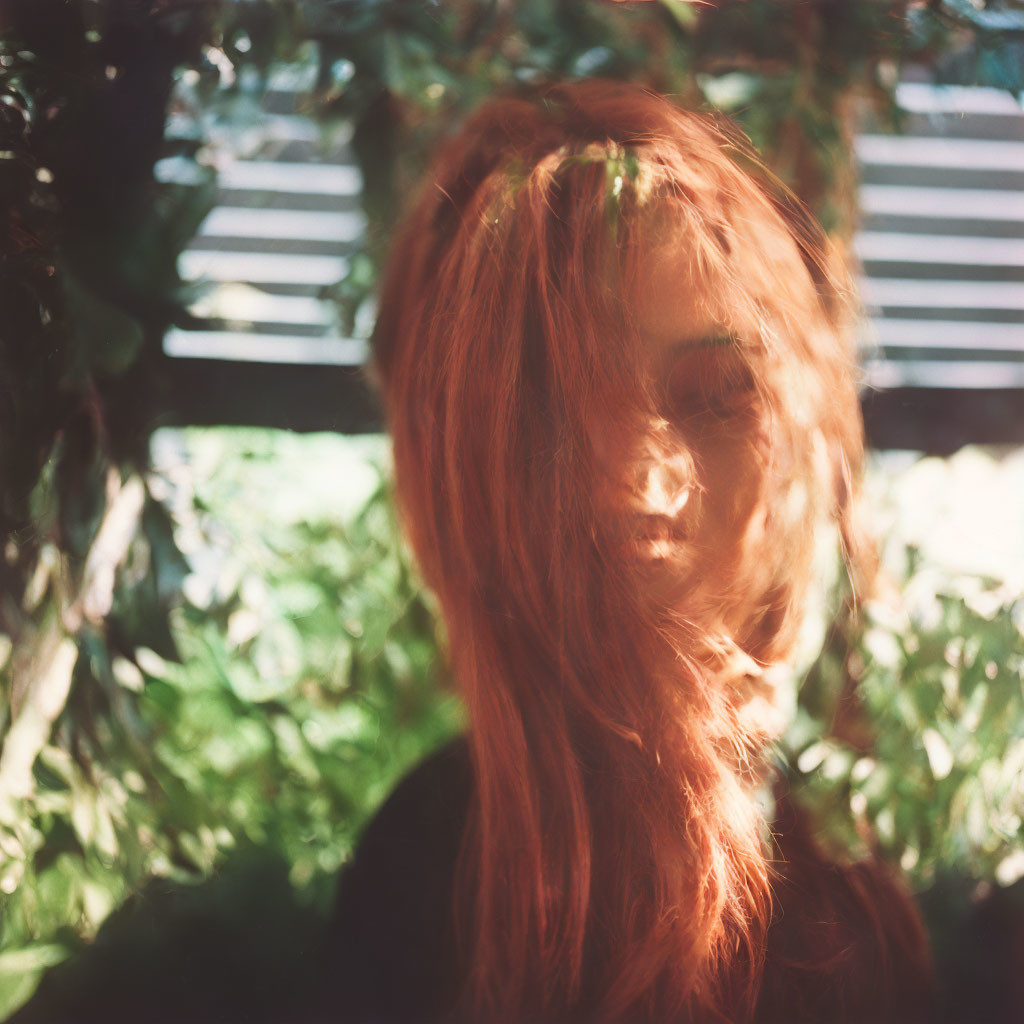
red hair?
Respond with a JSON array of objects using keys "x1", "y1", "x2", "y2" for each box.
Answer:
[{"x1": 373, "y1": 81, "x2": 893, "y2": 1022}]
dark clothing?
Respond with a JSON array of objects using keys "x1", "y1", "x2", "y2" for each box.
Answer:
[
  {"x1": 323, "y1": 738, "x2": 937, "y2": 1024},
  {"x1": 320, "y1": 740, "x2": 472, "y2": 1024},
  {"x1": 15, "y1": 738, "x2": 1022, "y2": 1023}
]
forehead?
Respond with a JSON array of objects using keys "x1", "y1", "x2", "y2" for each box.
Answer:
[
  {"x1": 628, "y1": 239, "x2": 728, "y2": 357},
  {"x1": 624, "y1": 200, "x2": 808, "y2": 368}
]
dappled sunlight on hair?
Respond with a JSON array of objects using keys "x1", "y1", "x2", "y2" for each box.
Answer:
[{"x1": 373, "y1": 80, "x2": 916, "y2": 1023}]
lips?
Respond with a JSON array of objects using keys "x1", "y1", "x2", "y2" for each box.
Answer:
[{"x1": 633, "y1": 512, "x2": 690, "y2": 560}]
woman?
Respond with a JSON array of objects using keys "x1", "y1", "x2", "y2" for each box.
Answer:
[{"x1": 325, "y1": 80, "x2": 934, "y2": 1023}]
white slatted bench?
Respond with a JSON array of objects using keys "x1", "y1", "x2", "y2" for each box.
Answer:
[
  {"x1": 856, "y1": 82, "x2": 1024, "y2": 391},
  {"x1": 163, "y1": 77, "x2": 1024, "y2": 441}
]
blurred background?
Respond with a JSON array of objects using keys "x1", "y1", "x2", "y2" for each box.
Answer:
[{"x1": 0, "y1": 0, "x2": 1022, "y2": 1020}]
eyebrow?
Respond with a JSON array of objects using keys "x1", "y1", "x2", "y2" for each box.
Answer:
[{"x1": 671, "y1": 334, "x2": 736, "y2": 354}]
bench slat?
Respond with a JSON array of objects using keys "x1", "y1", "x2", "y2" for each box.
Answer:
[{"x1": 164, "y1": 329, "x2": 367, "y2": 366}]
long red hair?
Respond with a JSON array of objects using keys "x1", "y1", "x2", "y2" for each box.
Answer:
[{"x1": 373, "y1": 81, "x2": 893, "y2": 1022}]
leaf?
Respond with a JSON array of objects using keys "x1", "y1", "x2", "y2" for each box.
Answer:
[
  {"x1": 0, "y1": 940, "x2": 70, "y2": 972},
  {"x1": 0, "y1": 954, "x2": 64, "y2": 1021},
  {"x1": 659, "y1": 0, "x2": 699, "y2": 32}
]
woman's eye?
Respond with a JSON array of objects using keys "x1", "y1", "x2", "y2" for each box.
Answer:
[
  {"x1": 667, "y1": 347, "x2": 758, "y2": 418},
  {"x1": 706, "y1": 373, "x2": 759, "y2": 416}
]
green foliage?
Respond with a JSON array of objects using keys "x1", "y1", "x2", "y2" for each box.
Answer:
[
  {"x1": 0, "y1": 430, "x2": 461, "y2": 1018},
  {"x1": 787, "y1": 567, "x2": 1024, "y2": 887},
  {"x1": 0, "y1": 5, "x2": 224, "y2": 1007},
  {"x1": 147, "y1": 428, "x2": 461, "y2": 889},
  {"x1": 784, "y1": 449, "x2": 1024, "y2": 890}
]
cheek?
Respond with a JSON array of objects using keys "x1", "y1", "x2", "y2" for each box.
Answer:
[{"x1": 690, "y1": 413, "x2": 770, "y2": 555}]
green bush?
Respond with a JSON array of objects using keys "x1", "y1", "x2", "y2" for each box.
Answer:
[
  {"x1": 0, "y1": 429, "x2": 463, "y2": 1017},
  {"x1": 784, "y1": 449, "x2": 1024, "y2": 890}
]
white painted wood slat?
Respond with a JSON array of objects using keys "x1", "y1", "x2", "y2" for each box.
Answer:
[
  {"x1": 855, "y1": 135, "x2": 1024, "y2": 171},
  {"x1": 190, "y1": 288, "x2": 336, "y2": 326},
  {"x1": 859, "y1": 185, "x2": 1024, "y2": 222},
  {"x1": 198, "y1": 207, "x2": 366, "y2": 242},
  {"x1": 855, "y1": 232, "x2": 1024, "y2": 266},
  {"x1": 180, "y1": 251, "x2": 348, "y2": 286},
  {"x1": 217, "y1": 161, "x2": 361, "y2": 195},
  {"x1": 164, "y1": 329, "x2": 368, "y2": 366},
  {"x1": 895, "y1": 82, "x2": 1024, "y2": 117},
  {"x1": 862, "y1": 359, "x2": 1024, "y2": 389},
  {"x1": 869, "y1": 319, "x2": 1024, "y2": 351},
  {"x1": 860, "y1": 278, "x2": 1024, "y2": 311}
]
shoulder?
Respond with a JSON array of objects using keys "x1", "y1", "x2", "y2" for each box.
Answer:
[
  {"x1": 756, "y1": 793, "x2": 936, "y2": 1024},
  {"x1": 318, "y1": 737, "x2": 472, "y2": 1024},
  {"x1": 353, "y1": 737, "x2": 473, "y2": 866}
]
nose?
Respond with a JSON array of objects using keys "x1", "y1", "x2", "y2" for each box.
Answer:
[{"x1": 639, "y1": 454, "x2": 692, "y2": 519}]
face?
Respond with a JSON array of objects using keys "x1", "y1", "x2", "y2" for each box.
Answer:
[
  {"x1": 620, "y1": 238, "x2": 830, "y2": 748},
  {"x1": 627, "y1": 248, "x2": 780, "y2": 638}
]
